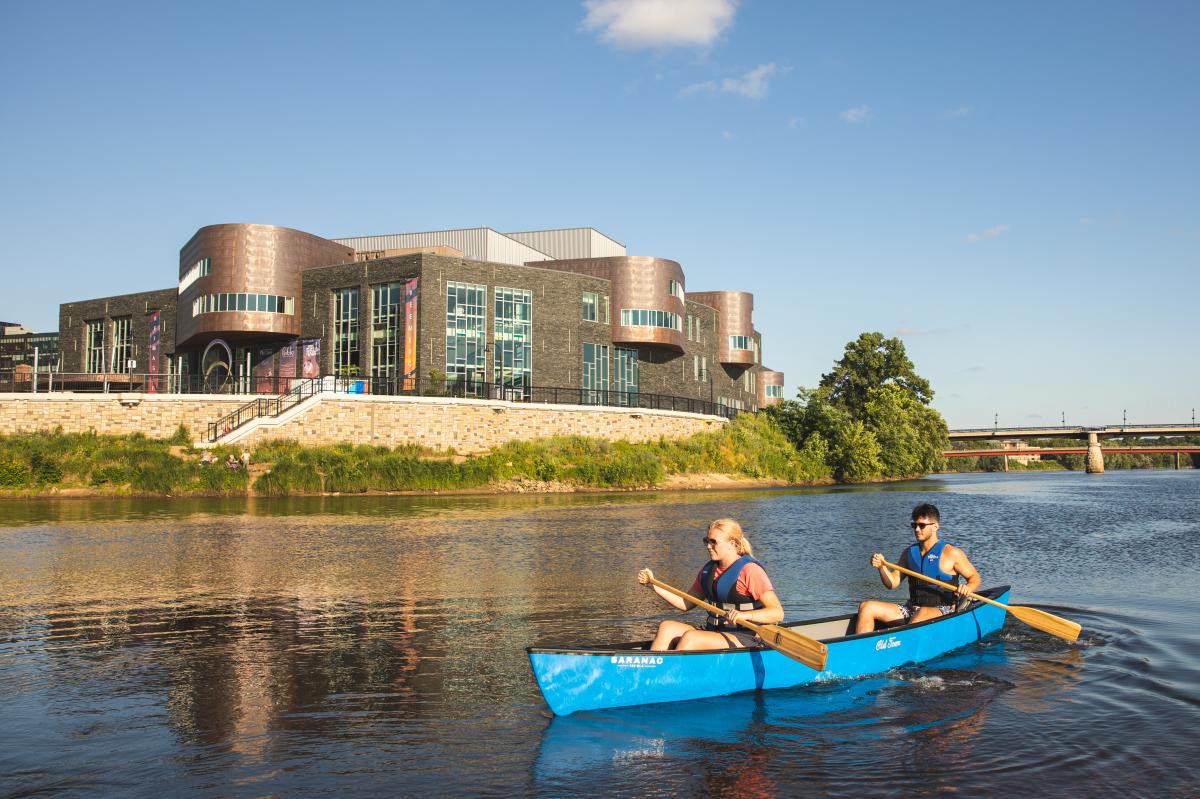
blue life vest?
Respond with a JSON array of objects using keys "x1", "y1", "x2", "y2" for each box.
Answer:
[
  {"x1": 904, "y1": 540, "x2": 960, "y2": 607},
  {"x1": 699, "y1": 555, "x2": 766, "y2": 631}
]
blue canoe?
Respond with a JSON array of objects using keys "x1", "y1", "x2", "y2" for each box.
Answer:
[{"x1": 528, "y1": 586, "x2": 1010, "y2": 716}]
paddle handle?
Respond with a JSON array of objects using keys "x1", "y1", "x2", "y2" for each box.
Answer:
[
  {"x1": 647, "y1": 577, "x2": 764, "y2": 635},
  {"x1": 880, "y1": 559, "x2": 1006, "y2": 612}
]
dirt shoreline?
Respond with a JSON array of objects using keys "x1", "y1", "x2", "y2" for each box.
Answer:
[{"x1": 0, "y1": 472, "x2": 835, "y2": 500}]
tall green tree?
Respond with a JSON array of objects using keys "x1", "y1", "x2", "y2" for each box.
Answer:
[{"x1": 818, "y1": 332, "x2": 933, "y2": 415}]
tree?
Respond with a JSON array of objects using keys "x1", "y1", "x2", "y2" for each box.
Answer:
[
  {"x1": 863, "y1": 384, "x2": 949, "y2": 477},
  {"x1": 818, "y1": 332, "x2": 933, "y2": 415}
]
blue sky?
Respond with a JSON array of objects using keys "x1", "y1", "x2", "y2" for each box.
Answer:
[{"x1": 2, "y1": 0, "x2": 1196, "y2": 428}]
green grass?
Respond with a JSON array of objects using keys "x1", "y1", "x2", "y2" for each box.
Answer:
[{"x1": 1, "y1": 412, "x2": 834, "y2": 496}]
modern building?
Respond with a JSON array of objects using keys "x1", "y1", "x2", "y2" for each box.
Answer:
[
  {"x1": 0, "y1": 323, "x2": 59, "y2": 373},
  {"x1": 56, "y1": 224, "x2": 784, "y2": 411}
]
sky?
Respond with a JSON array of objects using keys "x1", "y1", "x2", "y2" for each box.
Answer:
[{"x1": 1, "y1": 0, "x2": 1197, "y2": 428}]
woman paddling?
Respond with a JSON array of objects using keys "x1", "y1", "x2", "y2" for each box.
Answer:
[{"x1": 637, "y1": 518, "x2": 784, "y2": 651}]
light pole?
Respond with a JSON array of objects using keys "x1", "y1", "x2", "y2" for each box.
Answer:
[
  {"x1": 1123, "y1": 409, "x2": 1127, "y2": 430},
  {"x1": 1061, "y1": 411, "x2": 1065, "y2": 428},
  {"x1": 993, "y1": 413, "x2": 998, "y2": 431}
]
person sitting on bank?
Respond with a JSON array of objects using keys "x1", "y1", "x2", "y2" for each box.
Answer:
[
  {"x1": 199, "y1": 450, "x2": 214, "y2": 467},
  {"x1": 226, "y1": 454, "x2": 239, "y2": 471},
  {"x1": 637, "y1": 518, "x2": 784, "y2": 651},
  {"x1": 854, "y1": 502, "x2": 981, "y2": 634}
]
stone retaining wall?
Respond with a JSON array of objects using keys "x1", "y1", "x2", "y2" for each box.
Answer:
[
  {"x1": 0, "y1": 394, "x2": 248, "y2": 440},
  {"x1": 0, "y1": 393, "x2": 726, "y2": 452}
]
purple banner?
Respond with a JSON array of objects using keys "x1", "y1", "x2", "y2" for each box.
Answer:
[
  {"x1": 147, "y1": 310, "x2": 161, "y2": 393},
  {"x1": 301, "y1": 339, "x2": 321, "y2": 379},
  {"x1": 279, "y1": 341, "x2": 297, "y2": 385}
]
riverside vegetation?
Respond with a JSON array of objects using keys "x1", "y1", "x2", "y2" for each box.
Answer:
[
  {"x1": 0, "y1": 332, "x2": 956, "y2": 497},
  {"x1": 0, "y1": 413, "x2": 817, "y2": 496}
]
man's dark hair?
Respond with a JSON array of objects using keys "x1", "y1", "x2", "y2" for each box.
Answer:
[{"x1": 911, "y1": 503, "x2": 940, "y2": 522}]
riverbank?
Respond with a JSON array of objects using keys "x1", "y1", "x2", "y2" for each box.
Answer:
[{"x1": 0, "y1": 415, "x2": 834, "y2": 498}]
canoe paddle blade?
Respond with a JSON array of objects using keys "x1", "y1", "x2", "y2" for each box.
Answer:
[
  {"x1": 1007, "y1": 604, "x2": 1082, "y2": 643},
  {"x1": 756, "y1": 624, "x2": 828, "y2": 672}
]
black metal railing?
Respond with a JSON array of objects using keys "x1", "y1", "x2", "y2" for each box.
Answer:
[{"x1": 0, "y1": 371, "x2": 310, "y2": 396}]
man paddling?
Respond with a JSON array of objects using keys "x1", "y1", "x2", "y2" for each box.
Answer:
[{"x1": 854, "y1": 503, "x2": 981, "y2": 634}]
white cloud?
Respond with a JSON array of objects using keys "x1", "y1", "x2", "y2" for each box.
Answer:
[
  {"x1": 720, "y1": 63, "x2": 778, "y2": 99},
  {"x1": 721, "y1": 130, "x2": 735, "y2": 140},
  {"x1": 964, "y1": 223, "x2": 1010, "y2": 243},
  {"x1": 840, "y1": 105, "x2": 872, "y2": 124},
  {"x1": 946, "y1": 104, "x2": 972, "y2": 119},
  {"x1": 582, "y1": 0, "x2": 738, "y2": 50},
  {"x1": 681, "y1": 63, "x2": 781, "y2": 100}
]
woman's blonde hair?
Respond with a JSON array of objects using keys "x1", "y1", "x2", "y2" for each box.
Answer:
[{"x1": 709, "y1": 518, "x2": 753, "y2": 557}]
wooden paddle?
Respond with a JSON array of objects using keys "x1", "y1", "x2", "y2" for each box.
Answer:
[
  {"x1": 647, "y1": 576, "x2": 828, "y2": 672},
  {"x1": 880, "y1": 559, "x2": 1081, "y2": 642}
]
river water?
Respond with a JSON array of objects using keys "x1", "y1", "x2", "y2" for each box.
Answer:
[{"x1": 1, "y1": 471, "x2": 1197, "y2": 798}]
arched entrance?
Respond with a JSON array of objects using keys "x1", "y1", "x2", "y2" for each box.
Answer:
[{"x1": 201, "y1": 339, "x2": 233, "y2": 392}]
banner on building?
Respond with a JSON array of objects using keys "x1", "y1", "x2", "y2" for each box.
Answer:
[
  {"x1": 254, "y1": 346, "x2": 276, "y2": 394},
  {"x1": 402, "y1": 277, "x2": 419, "y2": 389},
  {"x1": 279, "y1": 342, "x2": 298, "y2": 387},
  {"x1": 146, "y1": 310, "x2": 161, "y2": 393},
  {"x1": 301, "y1": 338, "x2": 321, "y2": 379}
]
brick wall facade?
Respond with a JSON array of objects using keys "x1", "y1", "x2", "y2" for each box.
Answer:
[
  {"x1": 58, "y1": 289, "x2": 178, "y2": 374},
  {"x1": 0, "y1": 394, "x2": 246, "y2": 439}
]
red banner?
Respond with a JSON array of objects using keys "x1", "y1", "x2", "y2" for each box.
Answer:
[{"x1": 403, "y1": 277, "x2": 419, "y2": 388}]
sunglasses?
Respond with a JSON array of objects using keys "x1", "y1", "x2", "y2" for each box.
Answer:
[
  {"x1": 910, "y1": 521, "x2": 937, "y2": 530},
  {"x1": 702, "y1": 537, "x2": 725, "y2": 547}
]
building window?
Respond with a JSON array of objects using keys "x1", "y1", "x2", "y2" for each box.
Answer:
[
  {"x1": 668, "y1": 279, "x2": 685, "y2": 301},
  {"x1": 110, "y1": 317, "x2": 132, "y2": 373},
  {"x1": 766, "y1": 385, "x2": 783, "y2": 399},
  {"x1": 620, "y1": 309, "x2": 682, "y2": 331},
  {"x1": 582, "y1": 291, "x2": 597, "y2": 322},
  {"x1": 371, "y1": 282, "x2": 402, "y2": 377},
  {"x1": 614, "y1": 347, "x2": 638, "y2": 406},
  {"x1": 333, "y1": 287, "x2": 360, "y2": 376},
  {"x1": 85, "y1": 319, "x2": 104, "y2": 374},
  {"x1": 687, "y1": 315, "x2": 693, "y2": 341},
  {"x1": 192, "y1": 293, "x2": 293, "y2": 317},
  {"x1": 718, "y1": 397, "x2": 745, "y2": 413},
  {"x1": 743, "y1": 369, "x2": 756, "y2": 394},
  {"x1": 178, "y1": 257, "x2": 211, "y2": 292},
  {"x1": 601, "y1": 295, "x2": 610, "y2": 324},
  {"x1": 446, "y1": 281, "x2": 486, "y2": 392},
  {"x1": 693, "y1": 355, "x2": 699, "y2": 381},
  {"x1": 494, "y1": 287, "x2": 532, "y2": 397},
  {"x1": 729, "y1": 334, "x2": 753, "y2": 351},
  {"x1": 582, "y1": 342, "x2": 609, "y2": 404}
]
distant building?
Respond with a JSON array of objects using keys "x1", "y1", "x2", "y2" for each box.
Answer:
[
  {"x1": 0, "y1": 325, "x2": 58, "y2": 373},
  {"x1": 56, "y1": 223, "x2": 784, "y2": 410}
]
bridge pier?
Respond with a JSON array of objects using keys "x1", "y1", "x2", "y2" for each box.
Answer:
[{"x1": 1086, "y1": 432, "x2": 1104, "y2": 474}]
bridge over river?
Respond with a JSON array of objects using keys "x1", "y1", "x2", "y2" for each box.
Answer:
[{"x1": 945, "y1": 424, "x2": 1200, "y2": 473}]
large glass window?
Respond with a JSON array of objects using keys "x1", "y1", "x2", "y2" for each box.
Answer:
[
  {"x1": 192, "y1": 293, "x2": 293, "y2": 317},
  {"x1": 766, "y1": 385, "x2": 784, "y2": 398},
  {"x1": 582, "y1": 292, "x2": 597, "y2": 322},
  {"x1": 333, "y1": 287, "x2": 360, "y2": 376},
  {"x1": 620, "y1": 308, "x2": 682, "y2": 331},
  {"x1": 614, "y1": 347, "x2": 638, "y2": 406},
  {"x1": 178, "y1": 257, "x2": 211, "y2": 292},
  {"x1": 729, "y1": 334, "x2": 753, "y2": 351},
  {"x1": 371, "y1": 282, "x2": 402, "y2": 378},
  {"x1": 668, "y1": 279, "x2": 685, "y2": 301},
  {"x1": 85, "y1": 319, "x2": 105, "y2": 373},
  {"x1": 110, "y1": 317, "x2": 132, "y2": 373},
  {"x1": 582, "y1": 342, "x2": 609, "y2": 404},
  {"x1": 494, "y1": 287, "x2": 532, "y2": 398},
  {"x1": 446, "y1": 281, "x2": 486, "y2": 393}
]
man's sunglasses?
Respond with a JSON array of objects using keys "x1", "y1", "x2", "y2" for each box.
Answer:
[{"x1": 910, "y1": 521, "x2": 937, "y2": 530}]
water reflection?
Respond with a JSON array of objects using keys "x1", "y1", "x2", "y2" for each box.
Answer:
[{"x1": 2, "y1": 471, "x2": 1199, "y2": 797}]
